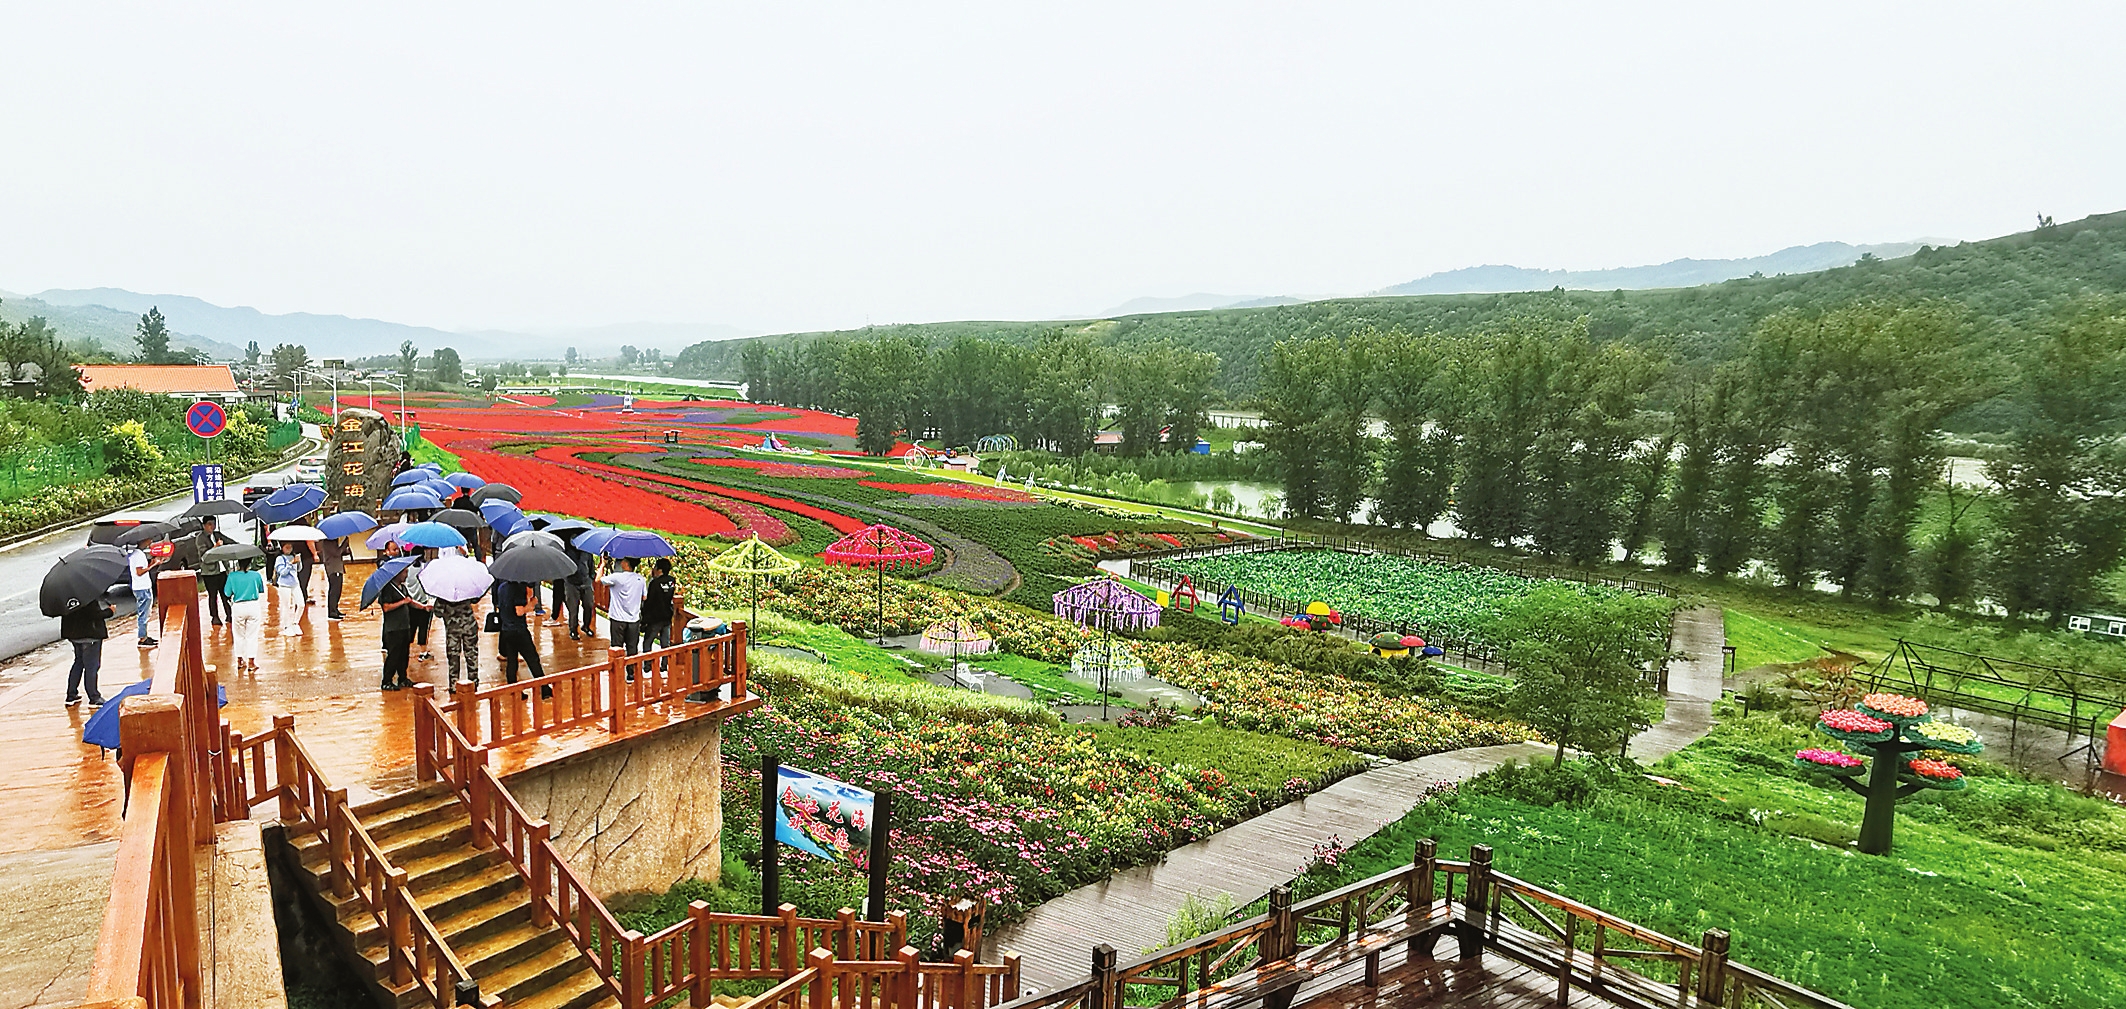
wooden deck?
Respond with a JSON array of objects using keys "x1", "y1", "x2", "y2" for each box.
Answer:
[{"x1": 1297, "y1": 950, "x2": 1622, "y2": 1009}]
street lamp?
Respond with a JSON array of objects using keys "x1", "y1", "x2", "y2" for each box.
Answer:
[
  {"x1": 363, "y1": 377, "x2": 408, "y2": 441},
  {"x1": 291, "y1": 367, "x2": 340, "y2": 423}
]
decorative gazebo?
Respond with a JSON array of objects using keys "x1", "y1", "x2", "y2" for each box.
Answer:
[
  {"x1": 1070, "y1": 640, "x2": 1146, "y2": 685},
  {"x1": 706, "y1": 535, "x2": 801, "y2": 633},
  {"x1": 1053, "y1": 578, "x2": 1160, "y2": 720},
  {"x1": 820, "y1": 524, "x2": 935, "y2": 643},
  {"x1": 919, "y1": 616, "x2": 994, "y2": 661}
]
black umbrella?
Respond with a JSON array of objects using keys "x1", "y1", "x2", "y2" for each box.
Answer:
[
  {"x1": 115, "y1": 522, "x2": 177, "y2": 547},
  {"x1": 180, "y1": 499, "x2": 253, "y2": 519},
  {"x1": 204, "y1": 543, "x2": 267, "y2": 565},
  {"x1": 487, "y1": 542, "x2": 577, "y2": 583},
  {"x1": 41, "y1": 546, "x2": 128, "y2": 617},
  {"x1": 432, "y1": 509, "x2": 482, "y2": 531},
  {"x1": 470, "y1": 483, "x2": 523, "y2": 506}
]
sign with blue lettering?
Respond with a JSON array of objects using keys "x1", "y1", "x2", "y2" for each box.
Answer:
[
  {"x1": 186, "y1": 400, "x2": 227, "y2": 439},
  {"x1": 191, "y1": 464, "x2": 225, "y2": 504}
]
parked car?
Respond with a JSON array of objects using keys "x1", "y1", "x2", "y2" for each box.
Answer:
[{"x1": 296, "y1": 455, "x2": 327, "y2": 481}]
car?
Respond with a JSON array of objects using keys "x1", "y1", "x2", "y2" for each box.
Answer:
[
  {"x1": 86, "y1": 514, "x2": 165, "y2": 547},
  {"x1": 296, "y1": 455, "x2": 327, "y2": 481},
  {"x1": 241, "y1": 471, "x2": 318, "y2": 508}
]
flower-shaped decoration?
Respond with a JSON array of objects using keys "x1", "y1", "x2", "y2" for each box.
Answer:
[
  {"x1": 1819, "y1": 708, "x2": 1895, "y2": 742},
  {"x1": 1903, "y1": 757, "x2": 1968, "y2": 790},
  {"x1": 1906, "y1": 720, "x2": 1985, "y2": 755},
  {"x1": 1794, "y1": 748, "x2": 1867, "y2": 776},
  {"x1": 1858, "y1": 692, "x2": 1929, "y2": 724}
]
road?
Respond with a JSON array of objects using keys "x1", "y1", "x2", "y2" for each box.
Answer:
[{"x1": 0, "y1": 446, "x2": 317, "y2": 663}]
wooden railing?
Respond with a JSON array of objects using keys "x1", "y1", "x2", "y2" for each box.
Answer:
[
  {"x1": 1002, "y1": 841, "x2": 1851, "y2": 1009},
  {"x1": 731, "y1": 947, "x2": 1024, "y2": 1009},
  {"x1": 434, "y1": 621, "x2": 749, "y2": 752}
]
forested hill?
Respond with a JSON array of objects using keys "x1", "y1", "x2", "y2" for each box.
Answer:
[{"x1": 675, "y1": 210, "x2": 2126, "y2": 408}]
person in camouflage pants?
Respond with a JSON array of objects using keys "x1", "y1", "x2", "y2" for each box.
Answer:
[{"x1": 435, "y1": 597, "x2": 481, "y2": 685}]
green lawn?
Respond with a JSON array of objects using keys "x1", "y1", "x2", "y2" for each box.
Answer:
[
  {"x1": 1078, "y1": 720, "x2": 1364, "y2": 799},
  {"x1": 971, "y1": 652, "x2": 1120, "y2": 706},
  {"x1": 1297, "y1": 715, "x2": 2126, "y2": 1009}
]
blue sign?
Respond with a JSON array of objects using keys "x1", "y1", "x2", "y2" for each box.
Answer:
[
  {"x1": 191, "y1": 464, "x2": 225, "y2": 504},
  {"x1": 773, "y1": 765, "x2": 876, "y2": 865},
  {"x1": 186, "y1": 400, "x2": 227, "y2": 439}
]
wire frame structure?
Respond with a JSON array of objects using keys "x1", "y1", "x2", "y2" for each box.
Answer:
[
  {"x1": 901, "y1": 445, "x2": 935, "y2": 470},
  {"x1": 1070, "y1": 640, "x2": 1146, "y2": 685},
  {"x1": 706, "y1": 535, "x2": 801, "y2": 633},
  {"x1": 820, "y1": 524, "x2": 936, "y2": 643},
  {"x1": 1053, "y1": 578, "x2": 1161, "y2": 720},
  {"x1": 918, "y1": 616, "x2": 995, "y2": 662}
]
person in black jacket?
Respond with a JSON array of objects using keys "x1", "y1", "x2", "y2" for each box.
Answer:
[
  {"x1": 60, "y1": 600, "x2": 114, "y2": 707},
  {"x1": 196, "y1": 516, "x2": 236, "y2": 627}
]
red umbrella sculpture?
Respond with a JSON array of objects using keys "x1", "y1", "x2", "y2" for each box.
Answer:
[
  {"x1": 820, "y1": 523, "x2": 936, "y2": 643},
  {"x1": 1053, "y1": 577, "x2": 1162, "y2": 722}
]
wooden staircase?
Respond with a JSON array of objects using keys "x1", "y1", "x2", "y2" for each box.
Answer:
[{"x1": 286, "y1": 784, "x2": 619, "y2": 1009}]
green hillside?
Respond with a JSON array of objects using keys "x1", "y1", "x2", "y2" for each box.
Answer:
[{"x1": 675, "y1": 210, "x2": 2126, "y2": 429}]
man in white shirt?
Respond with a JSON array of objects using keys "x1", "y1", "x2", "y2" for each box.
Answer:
[
  {"x1": 598, "y1": 557, "x2": 648, "y2": 656},
  {"x1": 127, "y1": 544, "x2": 157, "y2": 647}
]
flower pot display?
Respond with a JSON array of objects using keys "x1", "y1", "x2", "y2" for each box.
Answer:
[{"x1": 1798, "y1": 693, "x2": 1983, "y2": 853}]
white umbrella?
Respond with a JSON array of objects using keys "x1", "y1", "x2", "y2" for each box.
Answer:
[
  {"x1": 268, "y1": 525, "x2": 329, "y2": 542},
  {"x1": 419, "y1": 553, "x2": 495, "y2": 603}
]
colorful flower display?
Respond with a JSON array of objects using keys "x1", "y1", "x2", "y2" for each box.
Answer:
[
  {"x1": 1905, "y1": 758, "x2": 1964, "y2": 781},
  {"x1": 1859, "y1": 693, "x2": 1930, "y2": 721},
  {"x1": 1818, "y1": 708, "x2": 1894, "y2": 737}
]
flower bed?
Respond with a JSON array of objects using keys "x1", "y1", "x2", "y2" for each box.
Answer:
[
  {"x1": 1817, "y1": 708, "x2": 1895, "y2": 744},
  {"x1": 1858, "y1": 693, "x2": 1929, "y2": 723},
  {"x1": 1794, "y1": 748, "x2": 1866, "y2": 776}
]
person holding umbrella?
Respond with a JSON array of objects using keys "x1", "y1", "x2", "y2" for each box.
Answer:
[
  {"x1": 421, "y1": 550, "x2": 491, "y2": 686},
  {"x1": 640, "y1": 557, "x2": 677, "y2": 657},
  {"x1": 44, "y1": 546, "x2": 127, "y2": 708},
  {"x1": 491, "y1": 578, "x2": 544, "y2": 683},
  {"x1": 368, "y1": 557, "x2": 421, "y2": 690},
  {"x1": 274, "y1": 540, "x2": 306, "y2": 636},
  {"x1": 195, "y1": 516, "x2": 236, "y2": 627},
  {"x1": 59, "y1": 596, "x2": 114, "y2": 707},
  {"x1": 598, "y1": 556, "x2": 647, "y2": 656},
  {"x1": 223, "y1": 556, "x2": 266, "y2": 672}
]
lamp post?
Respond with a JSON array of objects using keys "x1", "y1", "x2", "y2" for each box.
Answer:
[{"x1": 363, "y1": 377, "x2": 408, "y2": 440}]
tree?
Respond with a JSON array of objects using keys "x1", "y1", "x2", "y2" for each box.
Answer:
[
  {"x1": 837, "y1": 337, "x2": 927, "y2": 455},
  {"x1": 620, "y1": 345, "x2": 640, "y2": 366},
  {"x1": 399, "y1": 340, "x2": 418, "y2": 378},
  {"x1": 1798, "y1": 693, "x2": 1980, "y2": 853},
  {"x1": 0, "y1": 314, "x2": 85, "y2": 398},
  {"x1": 103, "y1": 419, "x2": 164, "y2": 477},
  {"x1": 135, "y1": 307, "x2": 172, "y2": 364},
  {"x1": 245, "y1": 340, "x2": 261, "y2": 366},
  {"x1": 565, "y1": 347, "x2": 579, "y2": 366},
  {"x1": 270, "y1": 343, "x2": 310, "y2": 391},
  {"x1": 1492, "y1": 586, "x2": 1674, "y2": 766},
  {"x1": 432, "y1": 347, "x2": 463, "y2": 386},
  {"x1": 1369, "y1": 329, "x2": 1456, "y2": 532}
]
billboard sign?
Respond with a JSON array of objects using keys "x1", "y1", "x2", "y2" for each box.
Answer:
[{"x1": 773, "y1": 765, "x2": 875, "y2": 866}]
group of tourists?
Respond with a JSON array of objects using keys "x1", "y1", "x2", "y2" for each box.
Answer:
[{"x1": 483, "y1": 554, "x2": 678, "y2": 686}]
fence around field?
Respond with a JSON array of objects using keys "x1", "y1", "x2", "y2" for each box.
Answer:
[{"x1": 1864, "y1": 639, "x2": 2125, "y2": 786}]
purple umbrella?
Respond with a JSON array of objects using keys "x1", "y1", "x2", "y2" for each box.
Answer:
[{"x1": 366, "y1": 521, "x2": 413, "y2": 549}]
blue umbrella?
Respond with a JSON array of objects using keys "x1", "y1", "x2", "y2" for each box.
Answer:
[
  {"x1": 398, "y1": 522, "x2": 468, "y2": 549},
  {"x1": 543, "y1": 518, "x2": 594, "y2": 536},
  {"x1": 361, "y1": 557, "x2": 419, "y2": 609},
  {"x1": 317, "y1": 511, "x2": 378, "y2": 540},
  {"x1": 390, "y1": 470, "x2": 429, "y2": 487},
  {"x1": 418, "y1": 478, "x2": 457, "y2": 498},
  {"x1": 82, "y1": 680, "x2": 227, "y2": 751},
  {"x1": 417, "y1": 462, "x2": 444, "y2": 473},
  {"x1": 571, "y1": 528, "x2": 618, "y2": 555},
  {"x1": 602, "y1": 530, "x2": 675, "y2": 558},
  {"x1": 490, "y1": 513, "x2": 531, "y2": 539},
  {"x1": 253, "y1": 484, "x2": 327, "y2": 523},
  {"x1": 443, "y1": 471, "x2": 485, "y2": 489},
  {"x1": 382, "y1": 489, "x2": 444, "y2": 512},
  {"x1": 479, "y1": 500, "x2": 523, "y2": 527},
  {"x1": 1420, "y1": 645, "x2": 1445, "y2": 657}
]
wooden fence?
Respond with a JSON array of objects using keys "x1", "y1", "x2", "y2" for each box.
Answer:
[{"x1": 1000, "y1": 841, "x2": 1848, "y2": 1009}]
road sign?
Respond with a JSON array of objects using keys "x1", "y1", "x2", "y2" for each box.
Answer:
[
  {"x1": 191, "y1": 464, "x2": 225, "y2": 504},
  {"x1": 186, "y1": 400, "x2": 227, "y2": 439}
]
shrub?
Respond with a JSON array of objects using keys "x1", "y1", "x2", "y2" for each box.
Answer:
[{"x1": 103, "y1": 419, "x2": 164, "y2": 477}]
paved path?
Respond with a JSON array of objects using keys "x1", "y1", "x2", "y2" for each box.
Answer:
[{"x1": 992, "y1": 605, "x2": 1727, "y2": 988}]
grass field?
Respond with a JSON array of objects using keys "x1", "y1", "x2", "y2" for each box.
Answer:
[{"x1": 1295, "y1": 714, "x2": 2126, "y2": 1009}]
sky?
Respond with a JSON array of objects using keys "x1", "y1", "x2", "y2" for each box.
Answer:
[{"x1": 3, "y1": 3, "x2": 2123, "y2": 336}]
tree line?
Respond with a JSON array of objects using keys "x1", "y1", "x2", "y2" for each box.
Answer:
[
  {"x1": 740, "y1": 331, "x2": 1220, "y2": 456},
  {"x1": 1256, "y1": 299, "x2": 2126, "y2": 623}
]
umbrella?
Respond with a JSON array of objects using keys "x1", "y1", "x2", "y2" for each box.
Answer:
[
  {"x1": 470, "y1": 484, "x2": 522, "y2": 506},
  {"x1": 419, "y1": 553, "x2": 494, "y2": 602},
  {"x1": 82, "y1": 681, "x2": 226, "y2": 750},
  {"x1": 268, "y1": 525, "x2": 328, "y2": 542},
  {"x1": 602, "y1": 530, "x2": 675, "y2": 559},
  {"x1": 442, "y1": 471, "x2": 485, "y2": 489},
  {"x1": 490, "y1": 513, "x2": 531, "y2": 539},
  {"x1": 360, "y1": 557, "x2": 419, "y2": 609},
  {"x1": 203, "y1": 543, "x2": 267, "y2": 565},
  {"x1": 542, "y1": 518, "x2": 593, "y2": 536},
  {"x1": 381, "y1": 489, "x2": 443, "y2": 512},
  {"x1": 1400, "y1": 635, "x2": 1425, "y2": 649},
  {"x1": 114, "y1": 522, "x2": 177, "y2": 548},
  {"x1": 1305, "y1": 601, "x2": 1336, "y2": 617},
  {"x1": 317, "y1": 511, "x2": 379, "y2": 540},
  {"x1": 180, "y1": 499, "x2": 252, "y2": 519},
  {"x1": 255, "y1": 484, "x2": 326, "y2": 523},
  {"x1": 570, "y1": 528, "x2": 617, "y2": 555},
  {"x1": 390, "y1": 470, "x2": 429, "y2": 487},
  {"x1": 418, "y1": 479, "x2": 457, "y2": 499},
  {"x1": 488, "y1": 543, "x2": 577, "y2": 583},
  {"x1": 41, "y1": 545, "x2": 128, "y2": 617},
  {"x1": 432, "y1": 509, "x2": 482, "y2": 531},
  {"x1": 524, "y1": 513, "x2": 556, "y2": 530},
  {"x1": 366, "y1": 521, "x2": 414, "y2": 549},
  {"x1": 706, "y1": 535, "x2": 799, "y2": 631},
  {"x1": 478, "y1": 500, "x2": 523, "y2": 526},
  {"x1": 416, "y1": 462, "x2": 444, "y2": 473},
  {"x1": 1419, "y1": 645, "x2": 1444, "y2": 658},
  {"x1": 501, "y1": 529, "x2": 565, "y2": 553},
  {"x1": 398, "y1": 522, "x2": 468, "y2": 549}
]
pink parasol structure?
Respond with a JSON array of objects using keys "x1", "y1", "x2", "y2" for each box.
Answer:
[
  {"x1": 1053, "y1": 577, "x2": 1160, "y2": 720},
  {"x1": 820, "y1": 523, "x2": 935, "y2": 643}
]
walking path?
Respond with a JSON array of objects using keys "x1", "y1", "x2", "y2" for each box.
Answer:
[{"x1": 992, "y1": 604, "x2": 1728, "y2": 989}]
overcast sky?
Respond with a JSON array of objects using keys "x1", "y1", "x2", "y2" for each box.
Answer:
[{"x1": 3, "y1": 3, "x2": 2121, "y2": 335}]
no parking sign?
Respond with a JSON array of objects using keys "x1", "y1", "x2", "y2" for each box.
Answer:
[{"x1": 186, "y1": 400, "x2": 227, "y2": 439}]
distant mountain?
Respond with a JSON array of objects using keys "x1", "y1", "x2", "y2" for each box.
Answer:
[
  {"x1": 1089, "y1": 293, "x2": 1307, "y2": 317},
  {"x1": 1375, "y1": 241, "x2": 1938, "y2": 297},
  {"x1": 4, "y1": 287, "x2": 750, "y2": 362}
]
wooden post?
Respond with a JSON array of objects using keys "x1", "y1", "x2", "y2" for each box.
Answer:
[
  {"x1": 620, "y1": 930, "x2": 646, "y2": 1009},
  {"x1": 451, "y1": 679, "x2": 478, "y2": 747},
  {"x1": 326, "y1": 788, "x2": 353, "y2": 898},
  {"x1": 1002, "y1": 952, "x2": 1021, "y2": 1003},
  {"x1": 1557, "y1": 915, "x2": 1576, "y2": 1005},
  {"x1": 411, "y1": 684, "x2": 437, "y2": 782},
  {"x1": 271, "y1": 713, "x2": 298, "y2": 822},
  {"x1": 807, "y1": 948, "x2": 835, "y2": 1009},
  {"x1": 838, "y1": 908, "x2": 858, "y2": 959},
  {"x1": 762, "y1": 755, "x2": 781, "y2": 916},
  {"x1": 529, "y1": 822, "x2": 553, "y2": 927},
  {"x1": 689, "y1": 900, "x2": 714, "y2": 1008},
  {"x1": 468, "y1": 758, "x2": 490, "y2": 850},
  {"x1": 114, "y1": 695, "x2": 203, "y2": 1006},
  {"x1": 895, "y1": 946, "x2": 921, "y2": 1009},
  {"x1": 780, "y1": 904, "x2": 802, "y2": 974},
  {"x1": 1265, "y1": 885, "x2": 1296, "y2": 1009},
  {"x1": 387, "y1": 868, "x2": 414, "y2": 986},
  {"x1": 954, "y1": 949, "x2": 978, "y2": 1009},
  {"x1": 1412, "y1": 838, "x2": 1440, "y2": 958},
  {"x1": 1088, "y1": 944, "x2": 1118, "y2": 1009},
  {"x1": 1458, "y1": 845, "x2": 1492, "y2": 962},
  {"x1": 1696, "y1": 928, "x2": 1731, "y2": 1004},
  {"x1": 866, "y1": 790, "x2": 894, "y2": 922},
  {"x1": 608, "y1": 646, "x2": 628, "y2": 733}
]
